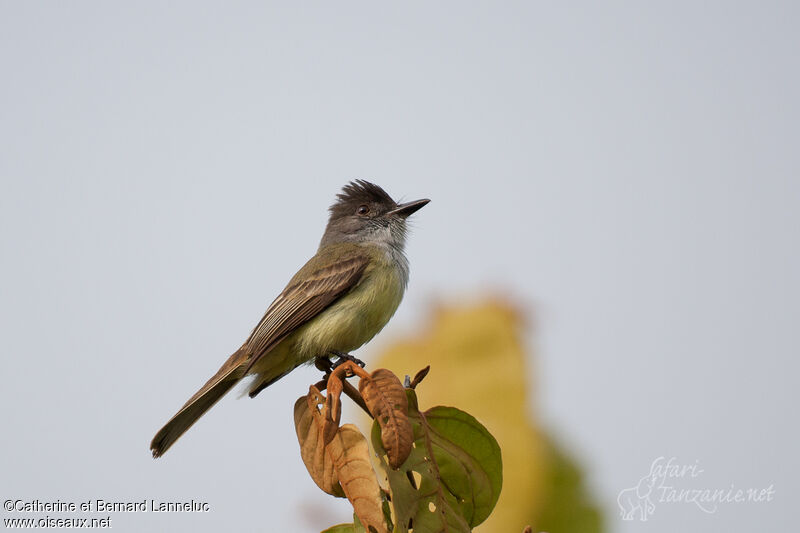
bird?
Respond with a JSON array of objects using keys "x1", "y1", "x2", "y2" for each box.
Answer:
[{"x1": 150, "y1": 180, "x2": 429, "y2": 457}]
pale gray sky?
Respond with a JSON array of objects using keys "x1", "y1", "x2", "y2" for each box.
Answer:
[{"x1": 1, "y1": 2, "x2": 798, "y2": 532}]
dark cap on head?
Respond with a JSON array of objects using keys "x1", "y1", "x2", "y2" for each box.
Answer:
[{"x1": 329, "y1": 180, "x2": 396, "y2": 218}]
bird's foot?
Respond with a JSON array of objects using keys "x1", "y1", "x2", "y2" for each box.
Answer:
[{"x1": 329, "y1": 350, "x2": 365, "y2": 370}]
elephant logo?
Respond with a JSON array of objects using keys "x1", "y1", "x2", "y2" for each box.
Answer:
[{"x1": 617, "y1": 471, "x2": 658, "y2": 521}]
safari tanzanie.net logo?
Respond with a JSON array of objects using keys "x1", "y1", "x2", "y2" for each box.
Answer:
[{"x1": 617, "y1": 456, "x2": 775, "y2": 521}]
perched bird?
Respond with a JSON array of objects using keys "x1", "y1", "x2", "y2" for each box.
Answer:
[{"x1": 150, "y1": 180, "x2": 429, "y2": 457}]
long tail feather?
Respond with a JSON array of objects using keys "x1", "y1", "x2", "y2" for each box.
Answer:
[{"x1": 150, "y1": 349, "x2": 248, "y2": 458}]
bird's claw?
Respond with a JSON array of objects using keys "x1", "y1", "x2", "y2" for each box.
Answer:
[{"x1": 329, "y1": 351, "x2": 365, "y2": 370}]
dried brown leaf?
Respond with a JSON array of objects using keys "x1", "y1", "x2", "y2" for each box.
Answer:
[
  {"x1": 330, "y1": 360, "x2": 371, "y2": 381},
  {"x1": 329, "y1": 424, "x2": 389, "y2": 533},
  {"x1": 409, "y1": 365, "x2": 430, "y2": 389},
  {"x1": 294, "y1": 386, "x2": 344, "y2": 497},
  {"x1": 359, "y1": 368, "x2": 413, "y2": 469},
  {"x1": 295, "y1": 385, "x2": 389, "y2": 533},
  {"x1": 324, "y1": 373, "x2": 343, "y2": 445}
]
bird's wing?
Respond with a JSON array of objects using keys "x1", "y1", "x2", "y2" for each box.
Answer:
[{"x1": 243, "y1": 251, "x2": 369, "y2": 373}]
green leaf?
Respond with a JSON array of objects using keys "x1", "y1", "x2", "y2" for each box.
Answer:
[
  {"x1": 372, "y1": 389, "x2": 503, "y2": 532},
  {"x1": 320, "y1": 513, "x2": 369, "y2": 533},
  {"x1": 353, "y1": 514, "x2": 367, "y2": 533}
]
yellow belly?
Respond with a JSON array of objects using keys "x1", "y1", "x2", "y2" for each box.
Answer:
[
  {"x1": 290, "y1": 258, "x2": 405, "y2": 359},
  {"x1": 249, "y1": 257, "x2": 406, "y2": 389}
]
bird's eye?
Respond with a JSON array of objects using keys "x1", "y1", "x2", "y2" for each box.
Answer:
[{"x1": 357, "y1": 205, "x2": 370, "y2": 215}]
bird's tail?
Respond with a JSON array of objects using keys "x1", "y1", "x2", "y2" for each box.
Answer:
[{"x1": 150, "y1": 348, "x2": 249, "y2": 458}]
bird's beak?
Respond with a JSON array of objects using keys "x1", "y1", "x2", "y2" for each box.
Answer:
[{"x1": 387, "y1": 198, "x2": 430, "y2": 218}]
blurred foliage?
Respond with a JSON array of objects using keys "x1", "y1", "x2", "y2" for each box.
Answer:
[{"x1": 371, "y1": 298, "x2": 603, "y2": 533}]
